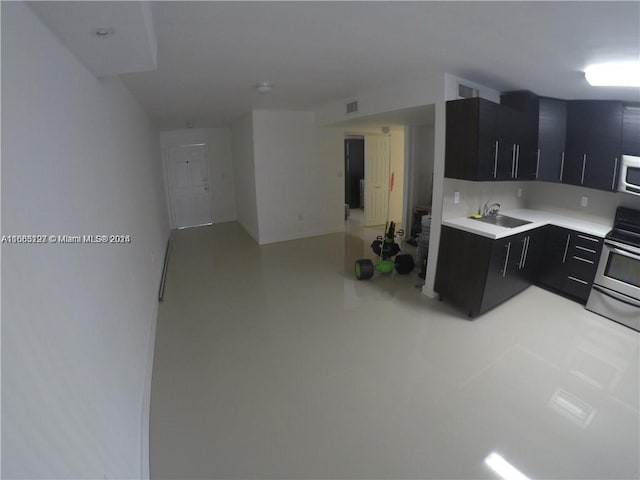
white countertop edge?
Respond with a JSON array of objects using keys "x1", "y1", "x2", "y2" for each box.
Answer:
[{"x1": 442, "y1": 209, "x2": 611, "y2": 239}]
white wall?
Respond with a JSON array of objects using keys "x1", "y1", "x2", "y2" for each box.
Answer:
[
  {"x1": 252, "y1": 110, "x2": 344, "y2": 244},
  {"x1": 231, "y1": 113, "x2": 260, "y2": 242},
  {"x1": 1, "y1": 3, "x2": 170, "y2": 478},
  {"x1": 442, "y1": 179, "x2": 529, "y2": 219},
  {"x1": 160, "y1": 128, "x2": 237, "y2": 226},
  {"x1": 315, "y1": 73, "x2": 445, "y2": 127},
  {"x1": 526, "y1": 181, "x2": 640, "y2": 225}
]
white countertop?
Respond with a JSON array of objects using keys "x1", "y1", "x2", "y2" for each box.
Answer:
[{"x1": 442, "y1": 208, "x2": 611, "y2": 239}]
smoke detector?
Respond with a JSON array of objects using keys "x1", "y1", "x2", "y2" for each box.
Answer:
[{"x1": 256, "y1": 82, "x2": 273, "y2": 95}]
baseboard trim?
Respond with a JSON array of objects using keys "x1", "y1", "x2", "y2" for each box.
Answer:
[
  {"x1": 258, "y1": 227, "x2": 345, "y2": 245},
  {"x1": 140, "y1": 297, "x2": 158, "y2": 480}
]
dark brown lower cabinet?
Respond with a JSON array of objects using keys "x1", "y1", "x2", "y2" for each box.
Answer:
[
  {"x1": 536, "y1": 226, "x2": 603, "y2": 303},
  {"x1": 435, "y1": 226, "x2": 542, "y2": 317}
]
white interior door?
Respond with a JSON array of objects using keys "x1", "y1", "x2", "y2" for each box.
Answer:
[
  {"x1": 167, "y1": 144, "x2": 212, "y2": 228},
  {"x1": 364, "y1": 135, "x2": 390, "y2": 226}
]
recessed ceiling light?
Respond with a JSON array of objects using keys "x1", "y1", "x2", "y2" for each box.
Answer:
[
  {"x1": 585, "y1": 61, "x2": 640, "y2": 87},
  {"x1": 256, "y1": 82, "x2": 273, "y2": 95},
  {"x1": 91, "y1": 27, "x2": 115, "y2": 39}
]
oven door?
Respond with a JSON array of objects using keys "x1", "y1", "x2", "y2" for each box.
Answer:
[
  {"x1": 593, "y1": 240, "x2": 640, "y2": 299},
  {"x1": 587, "y1": 284, "x2": 640, "y2": 331}
]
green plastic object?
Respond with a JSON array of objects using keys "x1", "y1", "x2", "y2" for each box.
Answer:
[{"x1": 375, "y1": 259, "x2": 395, "y2": 274}]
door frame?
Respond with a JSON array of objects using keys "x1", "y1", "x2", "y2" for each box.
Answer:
[{"x1": 162, "y1": 142, "x2": 213, "y2": 229}]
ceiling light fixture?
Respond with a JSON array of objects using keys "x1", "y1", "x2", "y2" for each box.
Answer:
[
  {"x1": 91, "y1": 27, "x2": 116, "y2": 39},
  {"x1": 585, "y1": 61, "x2": 640, "y2": 87},
  {"x1": 256, "y1": 82, "x2": 273, "y2": 95}
]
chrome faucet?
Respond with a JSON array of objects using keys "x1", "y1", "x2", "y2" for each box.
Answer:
[{"x1": 482, "y1": 202, "x2": 501, "y2": 217}]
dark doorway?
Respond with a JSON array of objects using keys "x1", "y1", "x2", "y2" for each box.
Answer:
[{"x1": 344, "y1": 138, "x2": 365, "y2": 209}]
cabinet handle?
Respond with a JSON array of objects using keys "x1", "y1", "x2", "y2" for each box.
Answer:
[
  {"x1": 577, "y1": 234, "x2": 599, "y2": 243},
  {"x1": 493, "y1": 141, "x2": 499, "y2": 179},
  {"x1": 612, "y1": 157, "x2": 618, "y2": 190},
  {"x1": 573, "y1": 256, "x2": 594, "y2": 264},
  {"x1": 519, "y1": 238, "x2": 527, "y2": 269},
  {"x1": 560, "y1": 152, "x2": 565, "y2": 181},
  {"x1": 518, "y1": 236, "x2": 530, "y2": 269},
  {"x1": 567, "y1": 276, "x2": 588, "y2": 285},
  {"x1": 515, "y1": 144, "x2": 520, "y2": 178},
  {"x1": 575, "y1": 245, "x2": 596, "y2": 254},
  {"x1": 562, "y1": 234, "x2": 571, "y2": 263},
  {"x1": 581, "y1": 154, "x2": 586, "y2": 185},
  {"x1": 535, "y1": 149, "x2": 540, "y2": 179},
  {"x1": 511, "y1": 144, "x2": 516, "y2": 178},
  {"x1": 502, "y1": 242, "x2": 511, "y2": 277}
]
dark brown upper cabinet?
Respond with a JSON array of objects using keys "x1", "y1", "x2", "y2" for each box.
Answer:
[
  {"x1": 564, "y1": 100, "x2": 622, "y2": 192},
  {"x1": 445, "y1": 92, "x2": 634, "y2": 194},
  {"x1": 536, "y1": 97, "x2": 568, "y2": 183},
  {"x1": 500, "y1": 91, "x2": 539, "y2": 181},
  {"x1": 445, "y1": 97, "x2": 532, "y2": 182},
  {"x1": 500, "y1": 92, "x2": 569, "y2": 183}
]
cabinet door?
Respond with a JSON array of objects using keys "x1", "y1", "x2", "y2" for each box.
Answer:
[
  {"x1": 482, "y1": 235, "x2": 527, "y2": 312},
  {"x1": 537, "y1": 98, "x2": 567, "y2": 182},
  {"x1": 500, "y1": 91, "x2": 539, "y2": 181},
  {"x1": 584, "y1": 145, "x2": 621, "y2": 192},
  {"x1": 565, "y1": 101, "x2": 622, "y2": 191},
  {"x1": 622, "y1": 104, "x2": 640, "y2": 156},
  {"x1": 482, "y1": 239, "x2": 513, "y2": 312},
  {"x1": 536, "y1": 225, "x2": 571, "y2": 291},
  {"x1": 445, "y1": 98, "x2": 499, "y2": 181},
  {"x1": 565, "y1": 102, "x2": 590, "y2": 186},
  {"x1": 585, "y1": 102, "x2": 622, "y2": 191},
  {"x1": 562, "y1": 150, "x2": 586, "y2": 186},
  {"x1": 517, "y1": 228, "x2": 544, "y2": 283},
  {"x1": 496, "y1": 107, "x2": 519, "y2": 180},
  {"x1": 477, "y1": 99, "x2": 500, "y2": 180},
  {"x1": 435, "y1": 226, "x2": 493, "y2": 316}
]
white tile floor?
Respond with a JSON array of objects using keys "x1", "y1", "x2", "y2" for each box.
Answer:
[{"x1": 151, "y1": 222, "x2": 639, "y2": 480}]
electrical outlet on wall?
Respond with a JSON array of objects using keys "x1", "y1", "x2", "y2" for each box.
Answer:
[
  {"x1": 517, "y1": 188, "x2": 522, "y2": 198},
  {"x1": 454, "y1": 191, "x2": 460, "y2": 204},
  {"x1": 581, "y1": 196, "x2": 589, "y2": 207}
]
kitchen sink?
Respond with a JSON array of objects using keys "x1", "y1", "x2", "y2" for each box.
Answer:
[{"x1": 474, "y1": 214, "x2": 532, "y2": 228}]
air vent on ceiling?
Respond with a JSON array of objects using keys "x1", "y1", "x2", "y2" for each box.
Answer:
[
  {"x1": 346, "y1": 101, "x2": 359, "y2": 114},
  {"x1": 458, "y1": 84, "x2": 479, "y2": 99}
]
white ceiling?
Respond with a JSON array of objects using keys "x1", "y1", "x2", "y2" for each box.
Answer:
[
  {"x1": 31, "y1": 2, "x2": 640, "y2": 130},
  {"x1": 29, "y1": 1, "x2": 157, "y2": 77}
]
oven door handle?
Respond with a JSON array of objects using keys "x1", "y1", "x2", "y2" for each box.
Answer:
[
  {"x1": 610, "y1": 246, "x2": 640, "y2": 261},
  {"x1": 592, "y1": 285, "x2": 640, "y2": 308},
  {"x1": 605, "y1": 239, "x2": 640, "y2": 257}
]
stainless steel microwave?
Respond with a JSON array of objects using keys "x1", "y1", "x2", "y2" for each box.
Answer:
[{"x1": 618, "y1": 155, "x2": 640, "y2": 196}]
